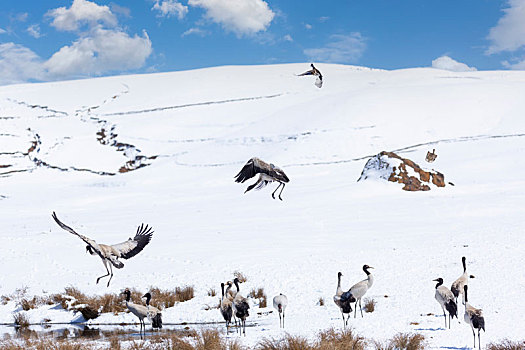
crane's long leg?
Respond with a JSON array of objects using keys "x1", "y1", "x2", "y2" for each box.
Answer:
[
  {"x1": 478, "y1": 329, "x2": 481, "y2": 349},
  {"x1": 283, "y1": 312, "x2": 285, "y2": 328},
  {"x1": 359, "y1": 299, "x2": 363, "y2": 317},
  {"x1": 278, "y1": 183, "x2": 286, "y2": 200},
  {"x1": 106, "y1": 263, "x2": 114, "y2": 287},
  {"x1": 354, "y1": 301, "x2": 358, "y2": 318},
  {"x1": 96, "y1": 259, "x2": 110, "y2": 284},
  {"x1": 272, "y1": 183, "x2": 283, "y2": 199},
  {"x1": 472, "y1": 326, "x2": 476, "y2": 348}
]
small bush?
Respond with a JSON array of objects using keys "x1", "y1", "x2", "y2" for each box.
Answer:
[
  {"x1": 364, "y1": 298, "x2": 376, "y2": 313},
  {"x1": 233, "y1": 271, "x2": 248, "y2": 283},
  {"x1": 375, "y1": 333, "x2": 426, "y2": 350},
  {"x1": 208, "y1": 288, "x2": 217, "y2": 297},
  {"x1": 318, "y1": 297, "x2": 325, "y2": 306},
  {"x1": 13, "y1": 313, "x2": 30, "y2": 328},
  {"x1": 487, "y1": 339, "x2": 525, "y2": 350},
  {"x1": 317, "y1": 328, "x2": 367, "y2": 350},
  {"x1": 176, "y1": 286, "x2": 195, "y2": 303},
  {"x1": 249, "y1": 288, "x2": 267, "y2": 308},
  {"x1": 257, "y1": 334, "x2": 313, "y2": 350}
]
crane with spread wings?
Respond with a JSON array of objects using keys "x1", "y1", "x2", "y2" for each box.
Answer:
[
  {"x1": 51, "y1": 212, "x2": 153, "y2": 287},
  {"x1": 234, "y1": 157, "x2": 290, "y2": 200}
]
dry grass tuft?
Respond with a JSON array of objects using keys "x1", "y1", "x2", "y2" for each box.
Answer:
[
  {"x1": 363, "y1": 298, "x2": 376, "y2": 313},
  {"x1": 249, "y1": 287, "x2": 267, "y2": 308},
  {"x1": 317, "y1": 328, "x2": 367, "y2": 350},
  {"x1": 487, "y1": 339, "x2": 525, "y2": 350},
  {"x1": 176, "y1": 285, "x2": 195, "y2": 303},
  {"x1": 13, "y1": 312, "x2": 30, "y2": 328},
  {"x1": 318, "y1": 297, "x2": 325, "y2": 306},
  {"x1": 208, "y1": 288, "x2": 217, "y2": 297},
  {"x1": 375, "y1": 333, "x2": 426, "y2": 350},
  {"x1": 233, "y1": 271, "x2": 248, "y2": 283},
  {"x1": 257, "y1": 334, "x2": 313, "y2": 350}
]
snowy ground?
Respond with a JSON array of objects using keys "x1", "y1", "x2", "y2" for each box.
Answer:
[{"x1": 1, "y1": 63, "x2": 524, "y2": 348}]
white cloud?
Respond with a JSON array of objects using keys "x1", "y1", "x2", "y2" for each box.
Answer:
[
  {"x1": 487, "y1": 0, "x2": 525, "y2": 54},
  {"x1": 502, "y1": 57, "x2": 525, "y2": 69},
  {"x1": 0, "y1": 28, "x2": 6, "y2": 34},
  {"x1": 152, "y1": 0, "x2": 188, "y2": 19},
  {"x1": 45, "y1": 27, "x2": 152, "y2": 77},
  {"x1": 47, "y1": 0, "x2": 117, "y2": 31},
  {"x1": 181, "y1": 27, "x2": 208, "y2": 37},
  {"x1": 431, "y1": 55, "x2": 477, "y2": 72},
  {"x1": 188, "y1": 0, "x2": 275, "y2": 37},
  {"x1": 283, "y1": 34, "x2": 293, "y2": 42},
  {"x1": 305, "y1": 23, "x2": 312, "y2": 30},
  {"x1": 27, "y1": 24, "x2": 42, "y2": 38},
  {"x1": 319, "y1": 16, "x2": 330, "y2": 23},
  {"x1": 0, "y1": 43, "x2": 45, "y2": 85},
  {"x1": 304, "y1": 33, "x2": 366, "y2": 63}
]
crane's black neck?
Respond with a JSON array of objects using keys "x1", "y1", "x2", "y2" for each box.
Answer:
[
  {"x1": 435, "y1": 279, "x2": 443, "y2": 288},
  {"x1": 124, "y1": 291, "x2": 131, "y2": 302},
  {"x1": 221, "y1": 283, "x2": 225, "y2": 298},
  {"x1": 337, "y1": 272, "x2": 342, "y2": 286},
  {"x1": 462, "y1": 256, "x2": 467, "y2": 273},
  {"x1": 363, "y1": 266, "x2": 371, "y2": 276},
  {"x1": 464, "y1": 285, "x2": 469, "y2": 303},
  {"x1": 234, "y1": 278, "x2": 240, "y2": 292}
]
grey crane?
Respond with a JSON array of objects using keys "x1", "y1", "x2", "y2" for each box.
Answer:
[
  {"x1": 232, "y1": 278, "x2": 250, "y2": 336},
  {"x1": 451, "y1": 256, "x2": 475, "y2": 305},
  {"x1": 297, "y1": 63, "x2": 323, "y2": 88},
  {"x1": 333, "y1": 272, "x2": 354, "y2": 327},
  {"x1": 121, "y1": 288, "x2": 149, "y2": 338},
  {"x1": 220, "y1": 282, "x2": 233, "y2": 332},
  {"x1": 340, "y1": 265, "x2": 373, "y2": 318},
  {"x1": 142, "y1": 292, "x2": 163, "y2": 332},
  {"x1": 234, "y1": 157, "x2": 290, "y2": 200},
  {"x1": 273, "y1": 293, "x2": 288, "y2": 328},
  {"x1": 433, "y1": 277, "x2": 458, "y2": 329},
  {"x1": 464, "y1": 285, "x2": 485, "y2": 348},
  {"x1": 52, "y1": 212, "x2": 153, "y2": 287}
]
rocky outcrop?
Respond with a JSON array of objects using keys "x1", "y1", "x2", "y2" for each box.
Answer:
[{"x1": 358, "y1": 151, "x2": 445, "y2": 191}]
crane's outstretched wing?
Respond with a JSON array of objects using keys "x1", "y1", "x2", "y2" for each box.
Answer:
[
  {"x1": 52, "y1": 212, "x2": 102, "y2": 255},
  {"x1": 297, "y1": 69, "x2": 315, "y2": 77},
  {"x1": 111, "y1": 223, "x2": 153, "y2": 259},
  {"x1": 234, "y1": 158, "x2": 268, "y2": 183}
]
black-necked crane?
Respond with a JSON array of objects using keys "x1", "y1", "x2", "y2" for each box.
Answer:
[
  {"x1": 463, "y1": 285, "x2": 485, "y2": 348},
  {"x1": 234, "y1": 157, "x2": 290, "y2": 200},
  {"x1": 451, "y1": 256, "x2": 475, "y2": 305},
  {"x1": 297, "y1": 63, "x2": 323, "y2": 88},
  {"x1": 51, "y1": 212, "x2": 153, "y2": 287},
  {"x1": 121, "y1": 288, "x2": 149, "y2": 339},
  {"x1": 232, "y1": 278, "x2": 250, "y2": 336},
  {"x1": 333, "y1": 272, "x2": 354, "y2": 327},
  {"x1": 426, "y1": 149, "x2": 437, "y2": 163},
  {"x1": 433, "y1": 277, "x2": 458, "y2": 329},
  {"x1": 273, "y1": 293, "x2": 288, "y2": 328},
  {"x1": 220, "y1": 282, "x2": 233, "y2": 332},
  {"x1": 341, "y1": 265, "x2": 373, "y2": 318},
  {"x1": 142, "y1": 292, "x2": 163, "y2": 331}
]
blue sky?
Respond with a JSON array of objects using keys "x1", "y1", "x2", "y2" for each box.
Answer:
[{"x1": 1, "y1": 0, "x2": 525, "y2": 84}]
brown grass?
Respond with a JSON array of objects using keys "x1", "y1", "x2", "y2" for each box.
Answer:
[
  {"x1": 257, "y1": 334, "x2": 313, "y2": 350},
  {"x1": 363, "y1": 298, "x2": 376, "y2": 313},
  {"x1": 249, "y1": 288, "x2": 267, "y2": 308},
  {"x1": 208, "y1": 288, "x2": 217, "y2": 297},
  {"x1": 318, "y1": 297, "x2": 325, "y2": 306},
  {"x1": 176, "y1": 285, "x2": 195, "y2": 303},
  {"x1": 233, "y1": 271, "x2": 248, "y2": 283},
  {"x1": 317, "y1": 328, "x2": 367, "y2": 350},
  {"x1": 13, "y1": 312, "x2": 29, "y2": 328},
  {"x1": 374, "y1": 333, "x2": 426, "y2": 350},
  {"x1": 486, "y1": 339, "x2": 525, "y2": 350}
]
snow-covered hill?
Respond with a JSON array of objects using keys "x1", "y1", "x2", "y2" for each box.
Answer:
[{"x1": 1, "y1": 63, "x2": 524, "y2": 347}]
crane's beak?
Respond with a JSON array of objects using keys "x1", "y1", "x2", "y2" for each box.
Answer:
[
  {"x1": 432, "y1": 278, "x2": 439, "y2": 282},
  {"x1": 470, "y1": 275, "x2": 475, "y2": 278}
]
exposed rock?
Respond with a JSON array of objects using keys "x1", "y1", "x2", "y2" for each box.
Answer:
[{"x1": 358, "y1": 151, "x2": 445, "y2": 191}]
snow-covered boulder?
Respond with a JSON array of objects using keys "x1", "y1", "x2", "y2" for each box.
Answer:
[{"x1": 358, "y1": 151, "x2": 445, "y2": 191}]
